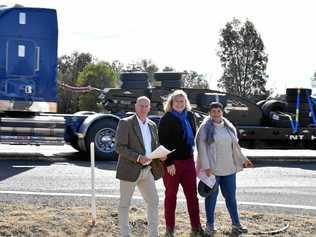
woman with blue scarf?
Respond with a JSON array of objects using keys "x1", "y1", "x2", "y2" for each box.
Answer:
[
  {"x1": 158, "y1": 90, "x2": 204, "y2": 237},
  {"x1": 196, "y1": 102, "x2": 253, "y2": 236}
]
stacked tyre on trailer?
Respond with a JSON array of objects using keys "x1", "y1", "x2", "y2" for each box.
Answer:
[
  {"x1": 121, "y1": 73, "x2": 149, "y2": 89},
  {"x1": 120, "y1": 72, "x2": 183, "y2": 89},
  {"x1": 155, "y1": 72, "x2": 183, "y2": 88},
  {"x1": 258, "y1": 88, "x2": 316, "y2": 129}
]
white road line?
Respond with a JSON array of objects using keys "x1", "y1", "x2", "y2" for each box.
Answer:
[
  {"x1": 237, "y1": 201, "x2": 316, "y2": 210},
  {"x1": 1, "y1": 190, "x2": 316, "y2": 211},
  {"x1": 12, "y1": 165, "x2": 39, "y2": 168}
]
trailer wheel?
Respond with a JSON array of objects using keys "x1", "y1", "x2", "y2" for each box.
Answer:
[{"x1": 85, "y1": 119, "x2": 118, "y2": 160}]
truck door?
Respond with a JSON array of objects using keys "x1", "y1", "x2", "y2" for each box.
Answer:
[{"x1": 6, "y1": 39, "x2": 38, "y2": 77}]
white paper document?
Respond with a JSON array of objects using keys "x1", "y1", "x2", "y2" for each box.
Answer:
[
  {"x1": 147, "y1": 145, "x2": 175, "y2": 159},
  {"x1": 197, "y1": 169, "x2": 216, "y2": 188}
]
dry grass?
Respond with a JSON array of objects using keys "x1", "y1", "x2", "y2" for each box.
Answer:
[{"x1": 0, "y1": 202, "x2": 316, "y2": 237}]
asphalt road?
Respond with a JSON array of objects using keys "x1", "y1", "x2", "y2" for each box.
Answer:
[{"x1": 0, "y1": 145, "x2": 315, "y2": 216}]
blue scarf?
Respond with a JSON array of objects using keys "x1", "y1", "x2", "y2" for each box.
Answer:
[
  {"x1": 204, "y1": 117, "x2": 236, "y2": 144},
  {"x1": 171, "y1": 109, "x2": 195, "y2": 148}
]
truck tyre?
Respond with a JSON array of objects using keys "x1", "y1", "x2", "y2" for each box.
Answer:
[
  {"x1": 121, "y1": 80, "x2": 149, "y2": 89},
  {"x1": 161, "y1": 80, "x2": 182, "y2": 88},
  {"x1": 286, "y1": 88, "x2": 311, "y2": 96},
  {"x1": 154, "y1": 72, "x2": 182, "y2": 81},
  {"x1": 120, "y1": 72, "x2": 148, "y2": 81},
  {"x1": 261, "y1": 100, "x2": 287, "y2": 118},
  {"x1": 287, "y1": 103, "x2": 310, "y2": 111},
  {"x1": 299, "y1": 117, "x2": 311, "y2": 125},
  {"x1": 198, "y1": 93, "x2": 227, "y2": 110},
  {"x1": 291, "y1": 110, "x2": 311, "y2": 118},
  {"x1": 286, "y1": 95, "x2": 310, "y2": 103},
  {"x1": 256, "y1": 100, "x2": 266, "y2": 108},
  {"x1": 85, "y1": 119, "x2": 118, "y2": 160}
]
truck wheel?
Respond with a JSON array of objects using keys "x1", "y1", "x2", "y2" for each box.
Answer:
[
  {"x1": 261, "y1": 100, "x2": 287, "y2": 118},
  {"x1": 85, "y1": 119, "x2": 118, "y2": 160}
]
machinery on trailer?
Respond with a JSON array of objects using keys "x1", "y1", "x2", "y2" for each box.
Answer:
[
  {"x1": 101, "y1": 73, "x2": 316, "y2": 151},
  {"x1": 1, "y1": 6, "x2": 315, "y2": 161}
]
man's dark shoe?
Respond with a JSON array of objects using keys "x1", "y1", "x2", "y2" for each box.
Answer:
[
  {"x1": 232, "y1": 224, "x2": 248, "y2": 234},
  {"x1": 165, "y1": 227, "x2": 174, "y2": 237}
]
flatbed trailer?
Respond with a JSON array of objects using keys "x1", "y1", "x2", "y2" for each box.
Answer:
[{"x1": 1, "y1": 6, "x2": 315, "y2": 162}]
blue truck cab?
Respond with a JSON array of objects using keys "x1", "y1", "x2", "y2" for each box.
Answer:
[
  {"x1": 0, "y1": 6, "x2": 120, "y2": 160},
  {"x1": 0, "y1": 6, "x2": 58, "y2": 112}
]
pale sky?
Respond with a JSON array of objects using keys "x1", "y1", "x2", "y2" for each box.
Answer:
[{"x1": 3, "y1": 0, "x2": 316, "y2": 94}]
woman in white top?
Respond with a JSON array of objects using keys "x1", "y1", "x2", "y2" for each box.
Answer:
[{"x1": 195, "y1": 102, "x2": 253, "y2": 235}]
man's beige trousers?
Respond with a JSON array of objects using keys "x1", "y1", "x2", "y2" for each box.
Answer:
[{"x1": 119, "y1": 167, "x2": 159, "y2": 237}]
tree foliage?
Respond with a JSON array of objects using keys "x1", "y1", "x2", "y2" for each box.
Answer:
[
  {"x1": 217, "y1": 19, "x2": 268, "y2": 98},
  {"x1": 77, "y1": 62, "x2": 119, "y2": 111},
  {"x1": 110, "y1": 60, "x2": 125, "y2": 74},
  {"x1": 160, "y1": 67, "x2": 208, "y2": 89},
  {"x1": 57, "y1": 52, "x2": 93, "y2": 113},
  {"x1": 183, "y1": 70, "x2": 209, "y2": 89},
  {"x1": 162, "y1": 66, "x2": 175, "y2": 72}
]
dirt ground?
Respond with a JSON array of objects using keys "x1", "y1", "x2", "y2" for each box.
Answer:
[{"x1": 0, "y1": 201, "x2": 316, "y2": 237}]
